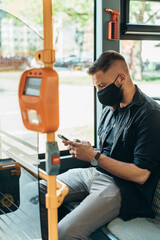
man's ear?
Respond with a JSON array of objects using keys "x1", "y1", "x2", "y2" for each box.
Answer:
[{"x1": 118, "y1": 73, "x2": 126, "y2": 84}]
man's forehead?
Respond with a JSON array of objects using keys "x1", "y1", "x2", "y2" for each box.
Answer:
[
  {"x1": 93, "y1": 70, "x2": 105, "y2": 78},
  {"x1": 92, "y1": 68, "x2": 113, "y2": 80},
  {"x1": 92, "y1": 71, "x2": 104, "y2": 83},
  {"x1": 92, "y1": 72, "x2": 106, "y2": 87}
]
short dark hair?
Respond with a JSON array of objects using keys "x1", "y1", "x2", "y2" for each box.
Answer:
[{"x1": 88, "y1": 50, "x2": 126, "y2": 75}]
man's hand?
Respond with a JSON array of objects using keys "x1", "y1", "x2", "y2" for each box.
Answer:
[{"x1": 62, "y1": 139, "x2": 96, "y2": 162}]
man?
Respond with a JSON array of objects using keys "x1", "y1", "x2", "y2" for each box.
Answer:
[{"x1": 40, "y1": 51, "x2": 160, "y2": 240}]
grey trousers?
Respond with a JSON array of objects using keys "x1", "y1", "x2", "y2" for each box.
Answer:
[{"x1": 40, "y1": 167, "x2": 121, "y2": 240}]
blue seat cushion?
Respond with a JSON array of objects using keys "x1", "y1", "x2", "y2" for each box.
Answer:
[
  {"x1": 105, "y1": 217, "x2": 160, "y2": 240},
  {"x1": 103, "y1": 179, "x2": 160, "y2": 240}
]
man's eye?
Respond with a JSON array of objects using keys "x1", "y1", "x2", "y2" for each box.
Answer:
[{"x1": 99, "y1": 84, "x2": 105, "y2": 88}]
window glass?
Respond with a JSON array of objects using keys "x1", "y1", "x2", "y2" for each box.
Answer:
[
  {"x1": 0, "y1": 5, "x2": 43, "y2": 159},
  {"x1": 0, "y1": 0, "x2": 94, "y2": 155},
  {"x1": 39, "y1": 0, "x2": 94, "y2": 152},
  {"x1": 0, "y1": 4, "x2": 42, "y2": 236},
  {"x1": 120, "y1": 40, "x2": 160, "y2": 97},
  {"x1": 1, "y1": 0, "x2": 43, "y2": 37},
  {"x1": 129, "y1": 1, "x2": 160, "y2": 25}
]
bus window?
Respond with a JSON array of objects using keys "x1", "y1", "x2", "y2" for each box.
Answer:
[
  {"x1": 0, "y1": 7, "x2": 43, "y2": 158},
  {"x1": 0, "y1": 0, "x2": 95, "y2": 155},
  {"x1": 129, "y1": 0, "x2": 160, "y2": 25},
  {"x1": 121, "y1": 1, "x2": 160, "y2": 99},
  {"x1": 39, "y1": 0, "x2": 95, "y2": 153},
  {"x1": 120, "y1": 40, "x2": 160, "y2": 98},
  {"x1": 1, "y1": 0, "x2": 43, "y2": 38}
]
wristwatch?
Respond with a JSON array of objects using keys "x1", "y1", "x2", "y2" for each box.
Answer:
[{"x1": 90, "y1": 152, "x2": 101, "y2": 166}]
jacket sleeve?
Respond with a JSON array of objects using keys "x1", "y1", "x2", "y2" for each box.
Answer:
[{"x1": 133, "y1": 109, "x2": 160, "y2": 172}]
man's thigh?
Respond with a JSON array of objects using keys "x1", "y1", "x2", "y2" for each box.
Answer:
[
  {"x1": 58, "y1": 172, "x2": 121, "y2": 240},
  {"x1": 57, "y1": 167, "x2": 95, "y2": 202},
  {"x1": 40, "y1": 168, "x2": 93, "y2": 200}
]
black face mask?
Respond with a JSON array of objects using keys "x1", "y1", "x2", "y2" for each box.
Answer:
[{"x1": 97, "y1": 75, "x2": 122, "y2": 106}]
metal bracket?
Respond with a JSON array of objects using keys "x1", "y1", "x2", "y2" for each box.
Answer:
[{"x1": 35, "y1": 49, "x2": 55, "y2": 64}]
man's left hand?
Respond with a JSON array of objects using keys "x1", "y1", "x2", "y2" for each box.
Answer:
[{"x1": 63, "y1": 140, "x2": 96, "y2": 162}]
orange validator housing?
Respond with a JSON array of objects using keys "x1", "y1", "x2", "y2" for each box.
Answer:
[{"x1": 18, "y1": 67, "x2": 59, "y2": 133}]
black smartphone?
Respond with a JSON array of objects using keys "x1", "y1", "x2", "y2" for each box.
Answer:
[{"x1": 57, "y1": 134, "x2": 70, "y2": 141}]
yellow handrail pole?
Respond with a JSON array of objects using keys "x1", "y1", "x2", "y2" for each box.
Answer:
[
  {"x1": 46, "y1": 134, "x2": 58, "y2": 240},
  {"x1": 46, "y1": 175, "x2": 58, "y2": 240},
  {"x1": 42, "y1": 0, "x2": 58, "y2": 240},
  {"x1": 43, "y1": 0, "x2": 54, "y2": 69}
]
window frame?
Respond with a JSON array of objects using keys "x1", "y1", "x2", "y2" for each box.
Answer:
[{"x1": 121, "y1": 0, "x2": 160, "y2": 40}]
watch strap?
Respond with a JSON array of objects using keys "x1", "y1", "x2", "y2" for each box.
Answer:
[{"x1": 94, "y1": 152, "x2": 101, "y2": 160}]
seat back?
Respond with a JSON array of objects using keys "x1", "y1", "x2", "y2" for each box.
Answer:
[{"x1": 152, "y1": 178, "x2": 160, "y2": 224}]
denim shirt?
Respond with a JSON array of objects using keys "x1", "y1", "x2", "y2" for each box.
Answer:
[{"x1": 98, "y1": 85, "x2": 160, "y2": 220}]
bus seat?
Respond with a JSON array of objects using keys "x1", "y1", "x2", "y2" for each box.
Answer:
[{"x1": 102, "y1": 178, "x2": 160, "y2": 240}]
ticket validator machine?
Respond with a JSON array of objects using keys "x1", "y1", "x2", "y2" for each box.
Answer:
[
  {"x1": 18, "y1": 1, "x2": 69, "y2": 239},
  {"x1": 19, "y1": 67, "x2": 59, "y2": 133}
]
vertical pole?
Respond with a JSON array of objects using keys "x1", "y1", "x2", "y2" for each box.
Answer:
[
  {"x1": 46, "y1": 134, "x2": 58, "y2": 240},
  {"x1": 46, "y1": 136, "x2": 59, "y2": 240},
  {"x1": 47, "y1": 175, "x2": 58, "y2": 240},
  {"x1": 43, "y1": 0, "x2": 54, "y2": 69},
  {"x1": 42, "y1": 0, "x2": 58, "y2": 239}
]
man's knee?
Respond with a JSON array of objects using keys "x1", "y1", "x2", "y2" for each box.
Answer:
[
  {"x1": 58, "y1": 222, "x2": 76, "y2": 240},
  {"x1": 58, "y1": 219, "x2": 90, "y2": 240}
]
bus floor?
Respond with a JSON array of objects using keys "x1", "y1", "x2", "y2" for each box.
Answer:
[{"x1": 0, "y1": 167, "x2": 42, "y2": 240}]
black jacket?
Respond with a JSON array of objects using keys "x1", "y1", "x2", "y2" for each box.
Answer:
[{"x1": 98, "y1": 85, "x2": 160, "y2": 220}]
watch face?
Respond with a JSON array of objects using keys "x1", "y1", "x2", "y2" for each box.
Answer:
[{"x1": 90, "y1": 158, "x2": 98, "y2": 167}]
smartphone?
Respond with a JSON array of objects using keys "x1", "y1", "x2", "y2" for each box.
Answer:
[{"x1": 57, "y1": 134, "x2": 70, "y2": 141}]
